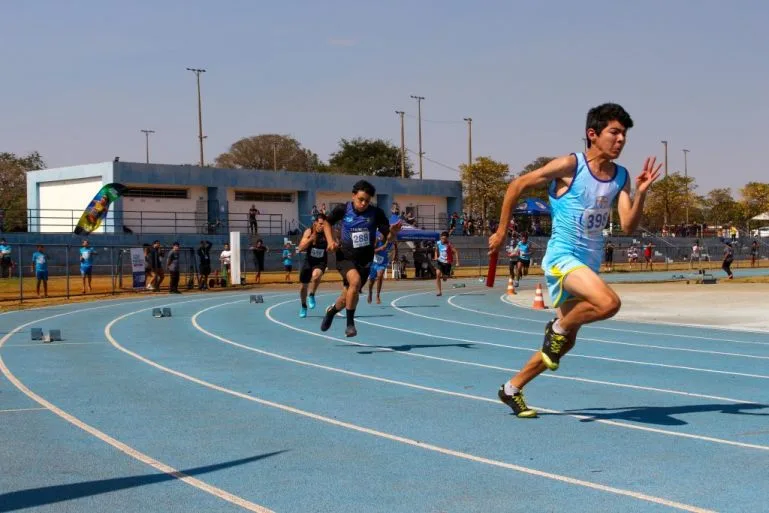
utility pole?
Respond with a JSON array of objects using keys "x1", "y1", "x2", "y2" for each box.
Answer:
[
  {"x1": 396, "y1": 111, "x2": 406, "y2": 178},
  {"x1": 661, "y1": 140, "x2": 669, "y2": 226},
  {"x1": 186, "y1": 67, "x2": 206, "y2": 166},
  {"x1": 140, "y1": 129, "x2": 155, "y2": 164},
  {"x1": 410, "y1": 95, "x2": 425, "y2": 179},
  {"x1": 272, "y1": 143, "x2": 277, "y2": 171},
  {"x1": 463, "y1": 117, "x2": 473, "y2": 213},
  {"x1": 683, "y1": 148, "x2": 690, "y2": 225},
  {"x1": 582, "y1": 138, "x2": 588, "y2": 151}
]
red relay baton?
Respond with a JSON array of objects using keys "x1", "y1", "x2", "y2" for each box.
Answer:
[{"x1": 485, "y1": 251, "x2": 498, "y2": 288}]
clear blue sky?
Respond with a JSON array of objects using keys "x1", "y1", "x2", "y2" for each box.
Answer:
[{"x1": 2, "y1": 0, "x2": 768, "y2": 195}]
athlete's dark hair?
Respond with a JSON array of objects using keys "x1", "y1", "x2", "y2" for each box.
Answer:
[
  {"x1": 352, "y1": 180, "x2": 376, "y2": 197},
  {"x1": 440, "y1": 231, "x2": 449, "y2": 237},
  {"x1": 315, "y1": 213, "x2": 327, "y2": 221},
  {"x1": 585, "y1": 103, "x2": 634, "y2": 148}
]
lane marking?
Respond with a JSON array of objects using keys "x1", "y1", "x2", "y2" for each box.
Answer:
[
  {"x1": 191, "y1": 299, "x2": 769, "y2": 453},
  {"x1": 104, "y1": 300, "x2": 716, "y2": 513},
  {"x1": 1, "y1": 293, "x2": 276, "y2": 513}
]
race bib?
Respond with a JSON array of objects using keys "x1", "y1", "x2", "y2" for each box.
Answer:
[
  {"x1": 582, "y1": 209, "x2": 609, "y2": 236},
  {"x1": 310, "y1": 248, "x2": 325, "y2": 258},
  {"x1": 351, "y1": 230, "x2": 371, "y2": 249},
  {"x1": 373, "y1": 254, "x2": 384, "y2": 264},
  {"x1": 37, "y1": 256, "x2": 45, "y2": 264}
]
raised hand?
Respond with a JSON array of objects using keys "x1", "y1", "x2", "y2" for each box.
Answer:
[{"x1": 636, "y1": 156, "x2": 662, "y2": 193}]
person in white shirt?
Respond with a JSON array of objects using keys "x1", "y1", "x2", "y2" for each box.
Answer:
[{"x1": 219, "y1": 243, "x2": 232, "y2": 286}]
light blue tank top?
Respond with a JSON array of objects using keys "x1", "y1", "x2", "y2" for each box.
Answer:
[{"x1": 546, "y1": 153, "x2": 628, "y2": 268}]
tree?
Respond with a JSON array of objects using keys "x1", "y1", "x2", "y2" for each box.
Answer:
[
  {"x1": 702, "y1": 188, "x2": 744, "y2": 228},
  {"x1": 327, "y1": 138, "x2": 412, "y2": 177},
  {"x1": 0, "y1": 151, "x2": 45, "y2": 231},
  {"x1": 460, "y1": 157, "x2": 511, "y2": 231},
  {"x1": 214, "y1": 134, "x2": 322, "y2": 172},
  {"x1": 641, "y1": 172, "x2": 697, "y2": 229},
  {"x1": 739, "y1": 182, "x2": 769, "y2": 221}
]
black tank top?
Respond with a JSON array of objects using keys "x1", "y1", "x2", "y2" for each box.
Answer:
[{"x1": 306, "y1": 231, "x2": 328, "y2": 267}]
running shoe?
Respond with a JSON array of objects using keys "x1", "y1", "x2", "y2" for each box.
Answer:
[
  {"x1": 498, "y1": 385, "x2": 537, "y2": 418},
  {"x1": 541, "y1": 319, "x2": 567, "y2": 371},
  {"x1": 299, "y1": 307, "x2": 307, "y2": 318}
]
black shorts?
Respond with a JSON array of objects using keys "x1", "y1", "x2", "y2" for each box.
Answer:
[
  {"x1": 337, "y1": 256, "x2": 371, "y2": 289},
  {"x1": 437, "y1": 262, "x2": 452, "y2": 276},
  {"x1": 300, "y1": 264, "x2": 326, "y2": 284},
  {"x1": 255, "y1": 259, "x2": 265, "y2": 272},
  {"x1": 199, "y1": 263, "x2": 211, "y2": 275},
  {"x1": 519, "y1": 259, "x2": 530, "y2": 269},
  {"x1": 508, "y1": 260, "x2": 518, "y2": 274},
  {"x1": 284, "y1": 265, "x2": 293, "y2": 272}
]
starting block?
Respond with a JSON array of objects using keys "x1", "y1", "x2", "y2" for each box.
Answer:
[
  {"x1": 49, "y1": 329, "x2": 62, "y2": 342},
  {"x1": 162, "y1": 307, "x2": 172, "y2": 317},
  {"x1": 152, "y1": 308, "x2": 172, "y2": 318},
  {"x1": 700, "y1": 273, "x2": 717, "y2": 284},
  {"x1": 31, "y1": 328, "x2": 43, "y2": 340},
  {"x1": 452, "y1": 283, "x2": 466, "y2": 288},
  {"x1": 250, "y1": 295, "x2": 264, "y2": 304}
]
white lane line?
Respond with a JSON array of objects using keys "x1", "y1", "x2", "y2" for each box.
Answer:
[
  {"x1": 191, "y1": 299, "x2": 769, "y2": 453},
  {"x1": 1, "y1": 293, "x2": 275, "y2": 513},
  {"x1": 3, "y1": 342, "x2": 106, "y2": 348},
  {"x1": 105, "y1": 301, "x2": 715, "y2": 513},
  {"x1": 0, "y1": 407, "x2": 47, "y2": 413},
  {"x1": 390, "y1": 292, "x2": 769, "y2": 380}
]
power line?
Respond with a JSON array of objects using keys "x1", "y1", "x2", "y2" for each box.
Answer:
[
  {"x1": 403, "y1": 113, "x2": 464, "y2": 125},
  {"x1": 406, "y1": 148, "x2": 461, "y2": 174}
]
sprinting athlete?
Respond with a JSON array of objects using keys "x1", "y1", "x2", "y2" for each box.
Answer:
[
  {"x1": 514, "y1": 232, "x2": 533, "y2": 286},
  {"x1": 297, "y1": 214, "x2": 329, "y2": 318},
  {"x1": 506, "y1": 233, "x2": 520, "y2": 282},
  {"x1": 321, "y1": 180, "x2": 400, "y2": 337},
  {"x1": 367, "y1": 233, "x2": 397, "y2": 305},
  {"x1": 488, "y1": 103, "x2": 660, "y2": 418},
  {"x1": 434, "y1": 231, "x2": 459, "y2": 296}
]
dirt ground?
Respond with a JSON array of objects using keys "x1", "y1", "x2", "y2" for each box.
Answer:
[{"x1": 507, "y1": 280, "x2": 769, "y2": 332}]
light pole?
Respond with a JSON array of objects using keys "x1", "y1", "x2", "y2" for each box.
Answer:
[
  {"x1": 186, "y1": 67, "x2": 206, "y2": 166},
  {"x1": 396, "y1": 111, "x2": 406, "y2": 178},
  {"x1": 661, "y1": 140, "x2": 669, "y2": 226},
  {"x1": 683, "y1": 149, "x2": 690, "y2": 225},
  {"x1": 140, "y1": 129, "x2": 155, "y2": 164},
  {"x1": 582, "y1": 137, "x2": 587, "y2": 151},
  {"x1": 272, "y1": 143, "x2": 277, "y2": 171},
  {"x1": 410, "y1": 95, "x2": 425, "y2": 179},
  {"x1": 463, "y1": 117, "x2": 473, "y2": 213}
]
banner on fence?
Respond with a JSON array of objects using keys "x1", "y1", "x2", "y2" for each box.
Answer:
[{"x1": 130, "y1": 248, "x2": 145, "y2": 289}]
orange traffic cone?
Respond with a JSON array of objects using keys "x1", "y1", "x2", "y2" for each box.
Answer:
[
  {"x1": 507, "y1": 277, "x2": 516, "y2": 295},
  {"x1": 532, "y1": 283, "x2": 546, "y2": 310}
]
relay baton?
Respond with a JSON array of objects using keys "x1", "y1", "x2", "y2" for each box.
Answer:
[{"x1": 485, "y1": 251, "x2": 498, "y2": 288}]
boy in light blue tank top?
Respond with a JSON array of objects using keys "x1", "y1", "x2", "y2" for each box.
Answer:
[{"x1": 488, "y1": 103, "x2": 661, "y2": 418}]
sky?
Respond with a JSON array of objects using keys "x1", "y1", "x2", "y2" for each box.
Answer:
[{"x1": 2, "y1": 0, "x2": 768, "y2": 195}]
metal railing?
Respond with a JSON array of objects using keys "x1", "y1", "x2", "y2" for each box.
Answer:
[{"x1": 11, "y1": 209, "x2": 284, "y2": 235}]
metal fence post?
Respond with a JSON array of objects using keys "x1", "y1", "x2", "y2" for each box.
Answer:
[
  {"x1": 18, "y1": 245, "x2": 23, "y2": 304},
  {"x1": 110, "y1": 247, "x2": 115, "y2": 295},
  {"x1": 65, "y1": 245, "x2": 70, "y2": 299}
]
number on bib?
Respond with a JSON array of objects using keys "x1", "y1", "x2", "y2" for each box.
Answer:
[
  {"x1": 310, "y1": 248, "x2": 325, "y2": 258},
  {"x1": 351, "y1": 231, "x2": 371, "y2": 249},
  {"x1": 583, "y1": 209, "x2": 608, "y2": 236},
  {"x1": 373, "y1": 254, "x2": 384, "y2": 264}
]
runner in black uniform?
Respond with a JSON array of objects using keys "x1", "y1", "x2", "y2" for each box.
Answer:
[
  {"x1": 297, "y1": 214, "x2": 329, "y2": 318},
  {"x1": 321, "y1": 180, "x2": 400, "y2": 337}
]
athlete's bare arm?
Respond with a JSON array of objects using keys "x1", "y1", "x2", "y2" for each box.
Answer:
[
  {"x1": 489, "y1": 155, "x2": 578, "y2": 254},
  {"x1": 296, "y1": 228, "x2": 315, "y2": 252},
  {"x1": 616, "y1": 157, "x2": 661, "y2": 234}
]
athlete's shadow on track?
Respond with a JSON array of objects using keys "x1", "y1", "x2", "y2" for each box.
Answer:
[
  {"x1": 0, "y1": 451, "x2": 287, "y2": 512},
  {"x1": 557, "y1": 403, "x2": 769, "y2": 426},
  {"x1": 353, "y1": 343, "x2": 476, "y2": 354}
]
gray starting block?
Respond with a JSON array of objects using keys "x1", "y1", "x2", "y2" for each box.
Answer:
[
  {"x1": 250, "y1": 295, "x2": 264, "y2": 304},
  {"x1": 49, "y1": 329, "x2": 62, "y2": 342},
  {"x1": 451, "y1": 283, "x2": 466, "y2": 288},
  {"x1": 31, "y1": 328, "x2": 43, "y2": 341},
  {"x1": 152, "y1": 308, "x2": 163, "y2": 318},
  {"x1": 701, "y1": 273, "x2": 717, "y2": 284},
  {"x1": 162, "y1": 307, "x2": 172, "y2": 317}
]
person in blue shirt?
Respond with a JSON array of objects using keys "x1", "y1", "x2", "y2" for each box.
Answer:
[
  {"x1": 0, "y1": 238, "x2": 12, "y2": 278},
  {"x1": 79, "y1": 239, "x2": 97, "y2": 293},
  {"x1": 321, "y1": 180, "x2": 400, "y2": 337},
  {"x1": 488, "y1": 103, "x2": 660, "y2": 418},
  {"x1": 367, "y1": 232, "x2": 397, "y2": 305},
  {"x1": 31, "y1": 244, "x2": 49, "y2": 298},
  {"x1": 282, "y1": 242, "x2": 294, "y2": 283}
]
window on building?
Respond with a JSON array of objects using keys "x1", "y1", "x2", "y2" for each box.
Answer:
[
  {"x1": 123, "y1": 188, "x2": 189, "y2": 199},
  {"x1": 234, "y1": 191, "x2": 293, "y2": 202}
]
